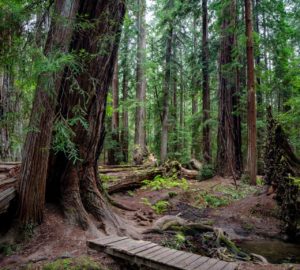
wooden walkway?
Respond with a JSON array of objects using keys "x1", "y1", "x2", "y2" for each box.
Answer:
[{"x1": 87, "y1": 236, "x2": 238, "y2": 270}]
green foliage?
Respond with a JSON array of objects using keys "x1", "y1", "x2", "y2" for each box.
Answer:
[
  {"x1": 198, "y1": 164, "x2": 215, "y2": 181},
  {"x1": 168, "y1": 191, "x2": 178, "y2": 198},
  {"x1": 141, "y1": 197, "x2": 152, "y2": 207},
  {"x1": 141, "y1": 197, "x2": 170, "y2": 214},
  {"x1": 195, "y1": 184, "x2": 257, "y2": 208},
  {"x1": 161, "y1": 232, "x2": 187, "y2": 250},
  {"x1": 99, "y1": 174, "x2": 117, "y2": 183},
  {"x1": 52, "y1": 114, "x2": 88, "y2": 163},
  {"x1": 142, "y1": 175, "x2": 189, "y2": 191},
  {"x1": 151, "y1": 200, "x2": 170, "y2": 214},
  {"x1": 202, "y1": 194, "x2": 229, "y2": 208},
  {"x1": 0, "y1": 243, "x2": 20, "y2": 256},
  {"x1": 42, "y1": 257, "x2": 103, "y2": 270}
]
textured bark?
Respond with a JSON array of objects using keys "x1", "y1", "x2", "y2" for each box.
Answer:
[
  {"x1": 121, "y1": 32, "x2": 129, "y2": 163},
  {"x1": 134, "y1": 0, "x2": 147, "y2": 164},
  {"x1": 18, "y1": 0, "x2": 80, "y2": 224},
  {"x1": 191, "y1": 16, "x2": 199, "y2": 160},
  {"x1": 108, "y1": 60, "x2": 121, "y2": 165},
  {"x1": 216, "y1": 0, "x2": 242, "y2": 178},
  {"x1": 47, "y1": 1, "x2": 126, "y2": 233},
  {"x1": 160, "y1": 24, "x2": 173, "y2": 163},
  {"x1": 245, "y1": 0, "x2": 257, "y2": 185},
  {"x1": 202, "y1": 0, "x2": 211, "y2": 164},
  {"x1": 19, "y1": 1, "x2": 127, "y2": 234}
]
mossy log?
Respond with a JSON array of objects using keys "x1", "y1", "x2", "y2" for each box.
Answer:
[{"x1": 107, "y1": 167, "x2": 164, "y2": 194}]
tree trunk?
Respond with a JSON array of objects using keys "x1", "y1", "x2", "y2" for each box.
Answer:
[
  {"x1": 216, "y1": 0, "x2": 242, "y2": 178},
  {"x1": 191, "y1": 15, "x2": 199, "y2": 160},
  {"x1": 18, "y1": 0, "x2": 81, "y2": 224},
  {"x1": 19, "y1": 0, "x2": 127, "y2": 235},
  {"x1": 160, "y1": 24, "x2": 173, "y2": 163},
  {"x1": 245, "y1": 0, "x2": 257, "y2": 185},
  {"x1": 108, "y1": 60, "x2": 121, "y2": 165},
  {"x1": 202, "y1": 0, "x2": 211, "y2": 164},
  {"x1": 121, "y1": 29, "x2": 129, "y2": 163},
  {"x1": 134, "y1": 0, "x2": 147, "y2": 164}
]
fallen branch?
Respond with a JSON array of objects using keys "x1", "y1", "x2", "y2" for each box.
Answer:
[{"x1": 107, "y1": 167, "x2": 164, "y2": 194}]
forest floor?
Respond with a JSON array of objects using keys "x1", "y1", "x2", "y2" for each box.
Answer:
[{"x1": 1, "y1": 175, "x2": 300, "y2": 270}]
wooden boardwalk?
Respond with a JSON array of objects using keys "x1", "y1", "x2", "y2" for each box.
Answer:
[{"x1": 87, "y1": 236, "x2": 238, "y2": 270}]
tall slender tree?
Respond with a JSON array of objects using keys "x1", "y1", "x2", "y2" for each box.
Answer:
[
  {"x1": 202, "y1": 0, "x2": 211, "y2": 164},
  {"x1": 245, "y1": 0, "x2": 257, "y2": 185},
  {"x1": 108, "y1": 59, "x2": 121, "y2": 165},
  {"x1": 134, "y1": 0, "x2": 147, "y2": 164},
  {"x1": 160, "y1": 24, "x2": 173, "y2": 163}
]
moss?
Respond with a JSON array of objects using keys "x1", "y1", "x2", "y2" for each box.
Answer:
[{"x1": 42, "y1": 256, "x2": 104, "y2": 270}]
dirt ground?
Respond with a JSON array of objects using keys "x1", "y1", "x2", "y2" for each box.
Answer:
[{"x1": 0, "y1": 176, "x2": 299, "y2": 270}]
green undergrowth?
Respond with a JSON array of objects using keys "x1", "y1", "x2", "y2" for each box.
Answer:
[
  {"x1": 195, "y1": 183, "x2": 258, "y2": 208},
  {"x1": 141, "y1": 198, "x2": 170, "y2": 214},
  {"x1": 30, "y1": 256, "x2": 105, "y2": 270},
  {"x1": 142, "y1": 175, "x2": 189, "y2": 191},
  {"x1": 161, "y1": 232, "x2": 188, "y2": 250}
]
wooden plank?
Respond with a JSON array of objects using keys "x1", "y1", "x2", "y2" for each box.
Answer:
[
  {"x1": 186, "y1": 256, "x2": 210, "y2": 270},
  {"x1": 135, "y1": 245, "x2": 163, "y2": 257},
  {"x1": 129, "y1": 242, "x2": 157, "y2": 254},
  {"x1": 168, "y1": 252, "x2": 195, "y2": 266},
  {"x1": 87, "y1": 236, "x2": 239, "y2": 270},
  {"x1": 107, "y1": 238, "x2": 134, "y2": 249},
  {"x1": 208, "y1": 261, "x2": 229, "y2": 270},
  {"x1": 91, "y1": 236, "x2": 128, "y2": 246},
  {"x1": 145, "y1": 247, "x2": 171, "y2": 260},
  {"x1": 148, "y1": 247, "x2": 175, "y2": 262},
  {"x1": 112, "y1": 240, "x2": 149, "y2": 253},
  {"x1": 222, "y1": 262, "x2": 237, "y2": 270},
  {"x1": 192, "y1": 258, "x2": 219, "y2": 270},
  {"x1": 176, "y1": 254, "x2": 200, "y2": 269},
  {"x1": 159, "y1": 250, "x2": 185, "y2": 264},
  {"x1": 166, "y1": 251, "x2": 189, "y2": 267}
]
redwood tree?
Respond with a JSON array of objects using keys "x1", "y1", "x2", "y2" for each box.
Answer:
[
  {"x1": 245, "y1": 0, "x2": 257, "y2": 185},
  {"x1": 19, "y1": 0, "x2": 127, "y2": 234},
  {"x1": 202, "y1": 0, "x2": 211, "y2": 164},
  {"x1": 216, "y1": 0, "x2": 242, "y2": 177},
  {"x1": 134, "y1": 0, "x2": 147, "y2": 164}
]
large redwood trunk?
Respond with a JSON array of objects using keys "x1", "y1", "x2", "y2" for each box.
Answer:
[
  {"x1": 47, "y1": 1, "x2": 126, "y2": 233},
  {"x1": 216, "y1": 0, "x2": 242, "y2": 178},
  {"x1": 19, "y1": 0, "x2": 127, "y2": 235},
  {"x1": 134, "y1": 0, "x2": 147, "y2": 164},
  {"x1": 245, "y1": 0, "x2": 257, "y2": 185},
  {"x1": 18, "y1": 0, "x2": 80, "y2": 224}
]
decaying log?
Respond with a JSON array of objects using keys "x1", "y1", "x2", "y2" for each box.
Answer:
[
  {"x1": 99, "y1": 165, "x2": 145, "y2": 174},
  {"x1": 0, "y1": 187, "x2": 16, "y2": 214},
  {"x1": 0, "y1": 163, "x2": 19, "y2": 214},
  {"x1": 106, "y1": 167, "x2": 164, "y2": 194},
  {"x1": 180, "y1": 167, "x2": 198, "y2": 179}
]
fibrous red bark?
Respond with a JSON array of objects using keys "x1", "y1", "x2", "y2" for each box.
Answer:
[
  {"x1": 19, "y1": 0, "x2": 128, "y2": 236},
  {"x1": 216, "y1": 0, "x2": 242, "y2": 178}
]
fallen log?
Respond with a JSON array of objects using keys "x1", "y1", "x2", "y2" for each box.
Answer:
[
  {"x1": 0, "y1": 187, "x2": 16, "y2": 214},
  {"x1": 99, "y1": 165, "x2": 146, "y2": 174},
  {"x1": 180, "y1": 167, "x2": 198, "y2": 179},
  {"x1": 106, "y1": 167, "x2": 164, "y2": 194},
  {"x1": 0, "y1": 163, "x2": 20, "y2": 215}
]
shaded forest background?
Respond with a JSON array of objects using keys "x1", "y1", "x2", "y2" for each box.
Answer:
[{"x1": 1, "y1": 0, "x2": 300, "y2": 174}]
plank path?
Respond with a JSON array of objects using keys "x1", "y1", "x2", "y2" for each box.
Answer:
[{"x1": 87, "y1": 236, "x2": 238, "y2": 270}]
